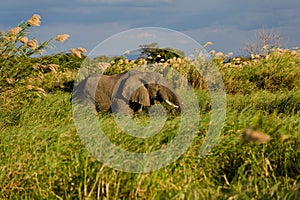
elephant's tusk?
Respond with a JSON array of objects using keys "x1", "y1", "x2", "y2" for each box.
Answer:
[{"x1": 165, "y1": 99, "x2": 179, "y2": 108}]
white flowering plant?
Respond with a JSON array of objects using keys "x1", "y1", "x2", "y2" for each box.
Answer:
[
  {"x1": 0, "y1": 14, "x2": 87, "y2": 95},
  {"x1": 0, "y1": 14, "x2": 72, "y2": 59}
]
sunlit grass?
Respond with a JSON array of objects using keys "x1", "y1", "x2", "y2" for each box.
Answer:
[{"x1": 1, "y1": 90, "x2": 300, "y2": 199}]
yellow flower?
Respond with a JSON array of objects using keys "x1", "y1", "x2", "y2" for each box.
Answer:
[
  {"x1": 47, "y1": 64, "x2": 59, "y2": 73},
  {"x1": 6, "y1": 78, "x2": 14, "y2": 84},
  {"x1": 227, "y1": 52, "x2": 234, "y2": 57},
  {"x1": 26, "y1": 39, "x2": 38, "y2": 50},
  {"x1": 8, "y1": 27, "x2": 22, "y2": 35},
  {"x1": 77, "y1": 47, "x2": 87, "y2": 53},
  {"x1": 1, "y1": 36, "x2": 10, "y2": 41},
  {"x1": 36, "y1": 87, "x2": 46, "y2": 96},
  {"x1": 55, "y1": 34, "x2": 70, "y2": 42},
  {"x1": 204, "y1": 41, "x2": 213, "y2": 47},
  {"x1": 209, "y1": 50, "x2": 216, "y2": 55},
  {"x1": 27, "y1": 14, "x2": 41, "y2": 27},
  {"x1": 2, "y1": 35, "x2": 16, "y2": 41},
  {"x1": 176, "y1": 57, "x2": 182, "y2": 63},
  {"x1": 70, "y1": 48, "x2": 82, "y2": 58},
  {"x1": 291, "y1": 50, "x2": 298, "y2": 56},
  {"x1": 215, "y1": 52, "x2": 224, "y2": 58},
  {"x1": 27, "y1": 85, "x2": 34, "y2": 90},
  {"x1": 262, "y1": 45, "x2": 268, "y2": 50},
  {"x1": 19, "y1": 36, "x2": 28, "y2": 44},
  {"x1": 118, "y1": 59, "x2": 124, "y2": 64}
]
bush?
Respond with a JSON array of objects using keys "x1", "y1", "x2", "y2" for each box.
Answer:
[{"x1": 221, "y1": 49, "x2": 300, "y2": 94}]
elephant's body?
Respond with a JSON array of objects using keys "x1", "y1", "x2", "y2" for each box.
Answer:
[{"x1": 73, "y1": 70, "x2": 181, "y2": 114}]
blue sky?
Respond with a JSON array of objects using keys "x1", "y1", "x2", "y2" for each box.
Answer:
[{"x1": 1, "y1": 0, "x2": 299, "y2": 56}]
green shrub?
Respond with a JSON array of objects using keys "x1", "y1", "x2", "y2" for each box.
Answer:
[{"x1": 222, "y1": 50, "x2": 300, "y2": 94}]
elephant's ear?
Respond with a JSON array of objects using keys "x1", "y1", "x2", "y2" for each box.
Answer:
[
  {"x1": 120, "y1": 71, "x2": 151, "y2": 106},
  {"x1": 130, "y1": 86, "x2": 151, "y2": 106}
]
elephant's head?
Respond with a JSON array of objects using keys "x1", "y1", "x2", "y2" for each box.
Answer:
[
  {"x1": 112, "y1": 70, "x2": 181, "y2": 114},
  {"x1": 130, "y1": 83, "x2": 180, "y2": 111}
]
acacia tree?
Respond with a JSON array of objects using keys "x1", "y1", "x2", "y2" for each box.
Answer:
[{"x1": 138, "y1": 42, "x2": 184, "y2": 63}]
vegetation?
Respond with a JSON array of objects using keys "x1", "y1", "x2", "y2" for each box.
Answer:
[
  {"x1": 1, "y1": 15, "x2": 300, "y2": 199},
  {"x1": 243, "y1": 27, "x2": 282, "y2": 56},
  {"x1": 138, "y1": 42, "x2": 184, "y2": 63}
]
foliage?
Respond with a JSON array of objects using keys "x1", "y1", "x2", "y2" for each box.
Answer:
[
  {"x1": 221, "y1": 49, "x2": 300, "y2": 94},
  {"x1": 138, "y1": 42, "x2": 185, "y2": 63}
]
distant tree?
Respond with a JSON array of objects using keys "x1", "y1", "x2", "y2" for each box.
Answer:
[
  {"x1": 244, "y1": 27, "x2": 282, "y2": 56},
  {"x1": 138, "y1": 43, "x2": 184, "y2": 63}
]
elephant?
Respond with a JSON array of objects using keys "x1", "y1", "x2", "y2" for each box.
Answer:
[{"x1": 73, "y1": 70, "x2": 181, "y2": 114}]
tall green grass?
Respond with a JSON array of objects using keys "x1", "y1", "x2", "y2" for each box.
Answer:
[{"x1": 1, "y1": 88, "x2": 300, "y2": 199}]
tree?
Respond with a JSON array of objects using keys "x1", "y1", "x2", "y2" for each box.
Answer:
[
  {"x1": 244, "y1": 27, "x2": 282, "y2": 56},
  {"x1": 138, "y1": 43, "x2": 184, "y2": 63}
]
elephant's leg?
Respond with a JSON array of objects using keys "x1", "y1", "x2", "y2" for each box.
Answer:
[
  {"x1": 111, "y1": 99, "x2": 133, "y2": 115},
  {"x1": 129, "y1": 101, "x2": 143, "y2": 113}
]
